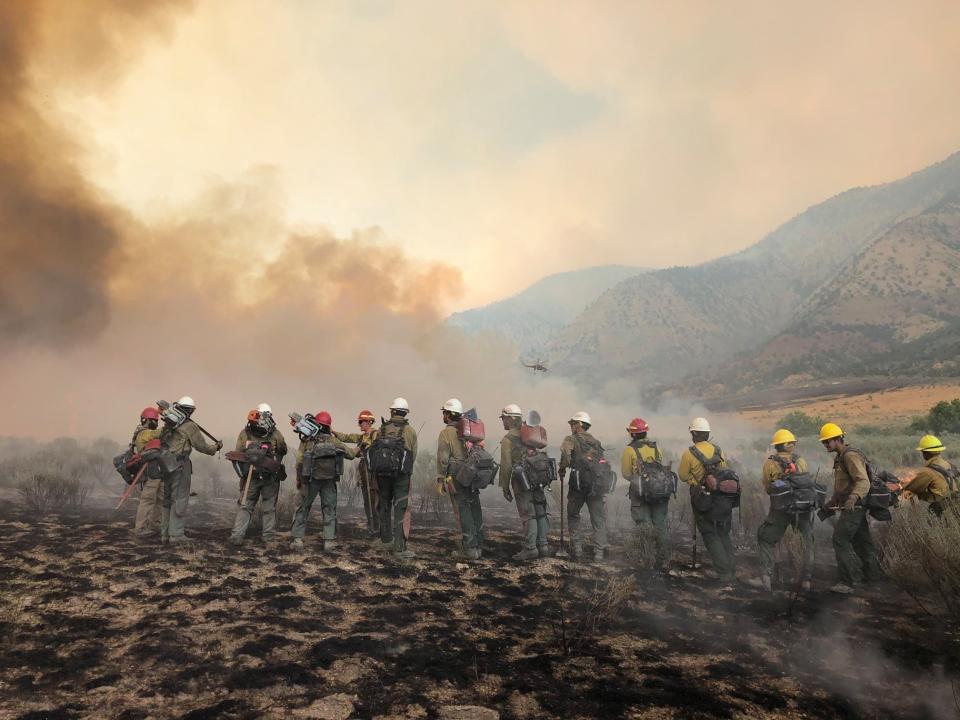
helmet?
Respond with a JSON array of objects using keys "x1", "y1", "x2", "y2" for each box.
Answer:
[
  {"x1": 569, "y1": 411, "x2": 592, "y2": 425},
  {"x1": 176, "y1": 396, "x2": 196, "y2": 409},
  {"x1": 627, "y1": 417, "x2": 649, "y2": 434},
  {"x1": 688, "y1": 417, "x2": 711, "y2": 433},
  {"x1": 358, "y1": 409, "x2": 376, "y2": 423},
  {"x1": 442, "y1": 398, "x2": 463, "y2": 414},
  {"x1": 390, "y1": 397, "x2": 409, "y2": 412},
  {"x1": 256, "y1": 403, "x2": 272, "y2": 414},
  {"x1": 316, "y1": 411, "x2": 333, "y2": 427},
  {"x1": 247, "y1": 409, "x2": 260, "y2": 423},
  {"x1": 917, "y1": 434, "x2": 945, "y2": 453},
  {"x1": 140, "y1": 407, "x2": 160, "y2": 421},
  {"x1": 772, "y1": 429, "x2": 797, "y2": 446},
  {"x1": 500, "y1": 403, "x2": 522, "y2": 418},
  {"x1": 819, "y1": 423, "x2": 844, "y2": 442}
]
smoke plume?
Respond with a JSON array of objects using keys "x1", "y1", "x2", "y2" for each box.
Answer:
[{"x1": 0, "y1": 1, "x2": 188, "y2": 344}]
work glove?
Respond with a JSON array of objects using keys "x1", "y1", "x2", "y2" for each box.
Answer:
[
  {"x1": 843, "y1": 494, "x2": 858, "y2": 511},
  {"x1": 436, "y1": 479, "x2": 447, "y2": 496},
  {"x1": 816, "y1": 507, "x2": 835, "y2": 522},
  {"x1": 215, "y1": 439, "x2": 224, "y2": 451},
  {"x1": 502, "y1": 486, "x2": 514, "y2": 503}
]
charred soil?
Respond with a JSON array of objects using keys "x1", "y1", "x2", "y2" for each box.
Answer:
[{"x1": 0, "y1": 500, "x2": 956, "y2": 719}]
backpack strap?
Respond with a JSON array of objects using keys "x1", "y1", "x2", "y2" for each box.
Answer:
[
  {"x1": 929, "y1": 462, "x2": 959, "y2": 492},
  {"x1": 689, "y1": 443, "x2": 720, "y2": 471}
]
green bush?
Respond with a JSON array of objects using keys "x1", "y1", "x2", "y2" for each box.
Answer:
[
  {"x1": 909, "y1": 399, "x2": 960, "y2": 434},
  {"x1": 774, "y1": 410, "x2": 827, "y2": 438}
]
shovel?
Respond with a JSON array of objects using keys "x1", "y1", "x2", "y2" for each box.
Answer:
[
  {"x1": 555, "y1": 472, "x2": 569, "y2": 558},
  {"x1": 238, "y1": 464, "x2": 255, "y2": 507}
]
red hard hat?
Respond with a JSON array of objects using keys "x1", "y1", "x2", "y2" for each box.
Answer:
[
  {"x1": 358, "y1": 409, "x2": 375, "y2": 423},
  {"x1": 627, "y1": 417, "x2": 649, "y2": 434},
  {"x1": 144, "y1": 439, "x2": 162, "y2": 451},
  {"x1": 316, "y1": 411, "x2": 333, "y2": 426},
  {"x1": 141, "y1": 407, "x2": 160, "y2": 421}
]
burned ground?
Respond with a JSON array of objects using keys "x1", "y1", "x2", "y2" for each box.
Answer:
[{"x1": 0, "y1": 498, "x2": 956, "y2": 719}]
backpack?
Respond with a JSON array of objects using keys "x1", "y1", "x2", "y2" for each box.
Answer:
[
  {"x1": 113, "y1": 428, "x2": 141, "y2": 484},
  {"x1": 839, "y1": 448, "x2": 896, "y2": 512},
  {"x1": 688, "y1": 444, "x2": 740, "y2": 513},
  {"x1": 305, "y1": 435, "x2": 344, "y2": 481},
  {"x1": 515, "y1": 449, "x2": 558, "y2": 490},
  {"x1": 456, "y1": 444, "x2": 499, "y2": 490},
  {"x1": 768, "y1": 454, "x2": 820, "y2": 513},
  {"x1": 367, "y1": 421, "x2": 413, "y2": 477},
  {"x1": 631, "y1": 442, "x2": 676, "y2": 502},
  {"x1": 572, "y1": 433, "x2": 615, "y2": 496}
]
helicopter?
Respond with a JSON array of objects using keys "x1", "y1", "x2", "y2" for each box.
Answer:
[{"x1": 521, "y1": 358, "x2": 549, "y2": 373}]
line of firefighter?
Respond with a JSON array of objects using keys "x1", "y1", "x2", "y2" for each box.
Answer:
[{"x1": 121, "y1": 398, "x2": 958, "y2": 590}]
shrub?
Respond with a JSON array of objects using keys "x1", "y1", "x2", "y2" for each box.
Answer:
[{"x1": 16, "y1": 473, "x2": 90, "y2": 515}]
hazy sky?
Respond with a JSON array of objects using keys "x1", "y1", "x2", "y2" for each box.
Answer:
[{"x1": 45, "y1": 0, "x2": 960, "y2": 309}]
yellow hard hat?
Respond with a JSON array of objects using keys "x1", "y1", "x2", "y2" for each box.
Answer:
[
  {"x1": 772, "y1": 429, "x2": 797, "y2": 446},
  {"x1": 819, "y1": 422, "x2": 844, "y2": 442},
  {"x1": 917, "y1": 434, "x2": 945, "y2": 453}
]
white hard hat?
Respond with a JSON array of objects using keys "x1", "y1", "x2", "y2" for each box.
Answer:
[
  {"x1": 500, "y1": 403, "x2": 522, "y2": 418},
  {"x1": 569, "y1": 411, "x2": 592, "y2": 425},
  {"x1": 442, "y1": 398, "x2": 464, "y2": 414},
  {"x1": 176, "y1": 396, "x2": 196, "y2": 409},
  {"x1": 390, "y1": 397, "x2": 410, "y2": 411},
  {"x1": 256, "y1": 403, "x2": 272, "y2": 414},
  {"x1": 689, "y1": 417, "x2": 711, "y2": 433}
]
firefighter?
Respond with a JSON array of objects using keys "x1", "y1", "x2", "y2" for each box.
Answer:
[
  {"x1": 228, "y1": 407, "x2": 287, "y2": 546},
  {"x1": 819, "y1": 423, "x2": 882, "y2": 594},
  {"x1": 757, "y1": 429, "x2": 815, "y2": 592},
  {"x1": 620, "y1": 417, "x2": 670, "y2": 570},
  {"x1": 132, "y1": 407, "x2": 163, "y2": 539},
  {"x1": 437, "y1": 398, "x2": 481, "y2": 559},
  {"x1": 335, "y1": 409, "x2": 381, "y2": 537},
  {"x1": 500, "y1": 404, "x2": 550, "y2": 561},
  {"x1": 901, "y1": 435, "x2": 959, "y2": 516},
  {"x1": 291, "y1": 411, "x2": 356, "y2": 551},
  {"x1": 559, "y1": 411, "x2": 609, "y2": 562},
  {"x1": 366, "y1": 398, "x2": 418, "y2": 558},
  {"x1": 159, "y1": 396, "x2": 222, "y2": 544},
  {"x1": 678, "y1": 417, "x2": 737, "y2": 587}
]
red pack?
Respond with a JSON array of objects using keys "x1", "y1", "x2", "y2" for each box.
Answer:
[
  {"x1": 458, "y1": 417, "x2": 486, "y2": 442},
  {"x1": 519, "y1": 423, "x2": 548, "y2": 449}
]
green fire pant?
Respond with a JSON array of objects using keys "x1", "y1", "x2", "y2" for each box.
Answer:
[
  {"x1": 567, "y1": 488, "x2": 608, "y2": 550},
  {"x1": 161, "y1": 457, "x2": 192, "y2": 540},
  {"x1": 832, "y1": 507, "x2": 881, "y2": 584},
  {"x1": 230, "y1": 473, "x2": 281, "y2": 541},
  {"x1": 455, "y1": 487, "x2": 484, "y2": 550},
  {"x1": 512, "y1": 478, "x2": 550, "y2": 551},
  {"x1": 630, "y1": 491, "x2": 669, "y2": 567},
  {"x1": 291, "y1": 478, "x2": 338, "y2": 540},
  {"x1": 695, "y1": 509, "x2": 736, "y2": 582},
  {"x1": 757, "y1": 508, "x2": 814, "y2": 580},
  {"x1": 378, "y1": 473, "x2": 411, "y2": 552}
]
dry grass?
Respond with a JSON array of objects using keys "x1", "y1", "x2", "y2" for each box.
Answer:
[
  {"x1": 549, "y1": 569, "x2": 635, "y2": 655},
  {"x1": 881, "y1": 500, "x2": 960, "y2": 625}
]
